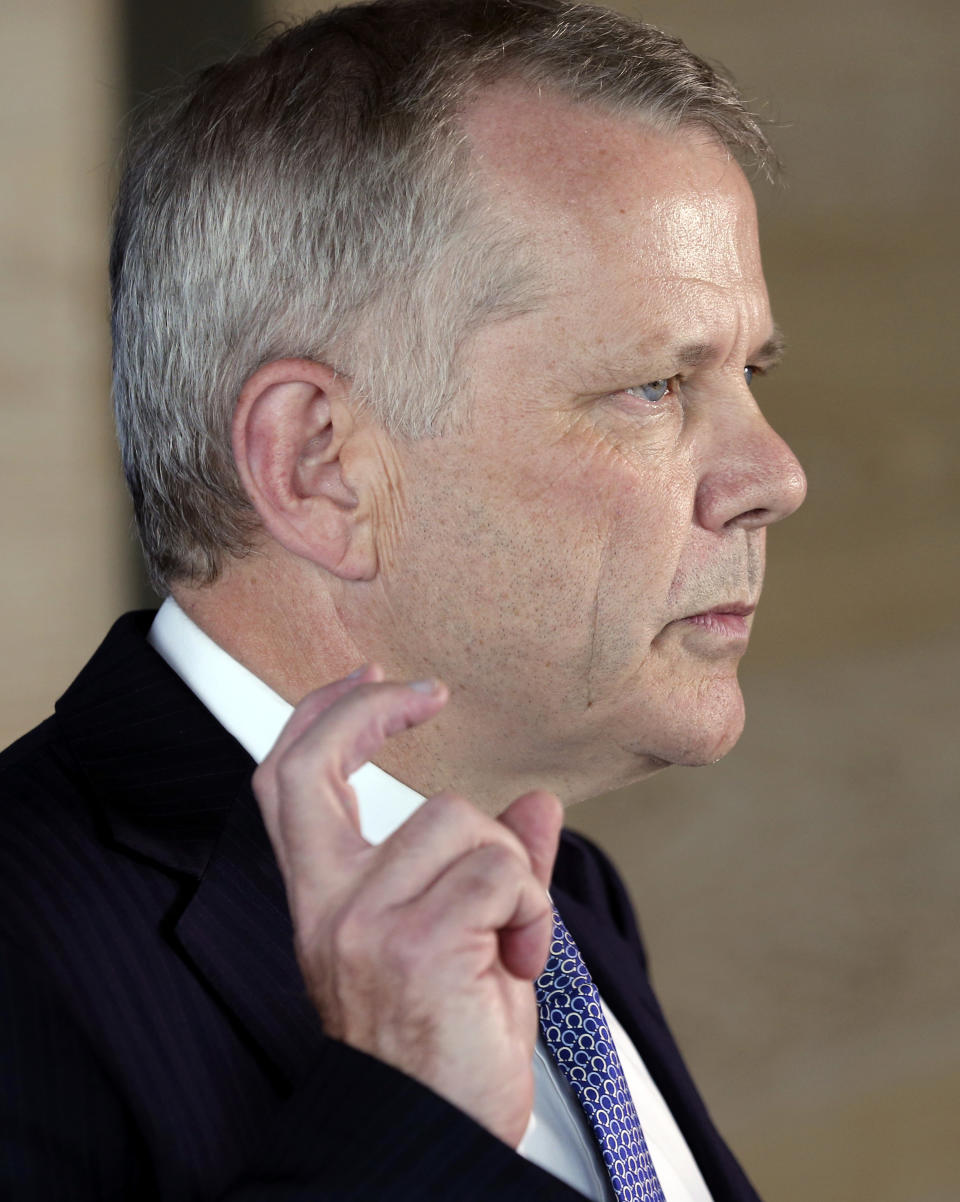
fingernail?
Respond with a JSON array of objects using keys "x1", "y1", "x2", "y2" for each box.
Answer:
[{"x1": 409, "y1": 678, "x2": 439, "y2": 694}]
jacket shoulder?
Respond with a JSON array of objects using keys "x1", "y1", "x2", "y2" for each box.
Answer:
[
  {"x1": 0, "y1": 712, "x2": 65, "y2": 776},
  {"x1": 0, "y1": 615, "x2": 181, "y2": 961},
  {"x1": 0, "y1": 711, "x2": 94, "y2": 859}
]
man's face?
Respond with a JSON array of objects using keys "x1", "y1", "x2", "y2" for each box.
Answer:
[{"x1": 366, "y1": 88, "x2": 806, "y2": 804}]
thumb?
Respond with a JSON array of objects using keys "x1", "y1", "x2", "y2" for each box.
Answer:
[
  {"x1": 499, "y1": 789, "x2": 564, "y2": 890},
  {"x1": 496, "y1": 792, "x2": 563, "y2": 981}
]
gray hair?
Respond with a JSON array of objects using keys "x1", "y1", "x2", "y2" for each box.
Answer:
[{"x1": 111, "y1": 0, "x2": 776, "y2": 592}]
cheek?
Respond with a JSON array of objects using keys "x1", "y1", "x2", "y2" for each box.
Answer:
[
  {"x1": 478, "y1": 477, "x2": 607, "y2": 641},
  {"x1": 389, "y1": 453, "x2": 602, "y2": 676},
  {"x1": 586, "y1": 468, "x2": 693, "y2": 607},
  {"x1": 397, "y1": 425, "x2": 692, "y2": 680},
  {"x1": 545, "y1": 455, "x2": 694, "y2": 683}
]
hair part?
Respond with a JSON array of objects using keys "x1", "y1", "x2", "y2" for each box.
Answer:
[{"x1": 111, "y1": 0, "x2": 778, "y2": 593}]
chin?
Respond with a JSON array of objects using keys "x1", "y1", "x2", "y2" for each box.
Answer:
[
  {"x1": 668, "y1": 719, "x2": 744, "y2": 767},
  {"x1": 620, "y1": 672, "x2": 746, "y2": 769}
]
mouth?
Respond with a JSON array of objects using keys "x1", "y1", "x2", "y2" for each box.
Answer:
[{"x1": 679, "y1": 602, "x2": 756, "y2": 639}]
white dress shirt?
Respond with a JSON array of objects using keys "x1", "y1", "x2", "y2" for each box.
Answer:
[{"x1": 148, "y1": 597, "x2": 712, "y2": 1202}]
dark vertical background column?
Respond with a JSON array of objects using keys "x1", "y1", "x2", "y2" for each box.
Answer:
[
  {"x1": 122, "y1": 0, "x2": 261, "y2": 606},
  {"x1": 124, "y1": 0, "x2": 259, "y2": 101}
]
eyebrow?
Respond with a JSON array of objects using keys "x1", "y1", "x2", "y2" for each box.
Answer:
[
  {"x1": 751, "y1": 325, "x2": 786, "y2": 369},
  {"x1": 675, "y1": 324, "x2": 787, "y2": 371},
  {"x1": 569, "y1": 324, "x2": 788, "y2": 395}
]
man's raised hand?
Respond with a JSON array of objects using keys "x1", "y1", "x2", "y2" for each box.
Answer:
[{"x1": 251, "y1": 665, "x2": 563, "y2": 1147}]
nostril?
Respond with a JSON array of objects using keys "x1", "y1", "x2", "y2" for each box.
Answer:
[{"x1": 728, "y1": 507, "x2": 767, "y2": 529}]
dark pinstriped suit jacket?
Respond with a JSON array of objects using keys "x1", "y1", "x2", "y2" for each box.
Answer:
[{"x1": 0, "y1": 613, "x2": 762, "y2": 1201}]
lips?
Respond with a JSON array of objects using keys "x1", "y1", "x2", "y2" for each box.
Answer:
[
  {"x1": 680, "y1": 602, "x2": 755, "y2": 638},
  {"x1": 699, "y1": 602, "x2": 755, "y2": 618}
]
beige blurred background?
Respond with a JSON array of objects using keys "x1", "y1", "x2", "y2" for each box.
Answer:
[{"x1": 1, "y1": 1, "x2": 957, "y2": 1199}]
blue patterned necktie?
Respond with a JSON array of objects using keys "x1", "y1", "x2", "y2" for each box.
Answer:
[{"x1": 535, "y1": 908, "x2": 666, "y2": 1202}]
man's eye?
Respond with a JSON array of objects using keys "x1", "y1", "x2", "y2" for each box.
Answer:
[
  {"x1": 744, "y1": 365, "x2": 756, "y2": 386},
  {"x1": 624, "y1": 379, "x2": 671, "y2": 403}
]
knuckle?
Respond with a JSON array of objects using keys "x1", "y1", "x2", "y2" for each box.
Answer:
[
  {"x1": 475, "y1": 840, "x2": 514, "y2": 871},
  {"x1": 422, "y1": 792, "x2": 474, "y2": 827},
  {"x1": 274, "y1": 747, "x2": 340, "y2": 799},
  {"x1": 340, "y1": 900, "x2": 432, "y2": 977},
  {"x1": 458, "y1": 843, "x2": 526, "y2": 899},
  {"x1": 330, "y1": 899, "x2": 377, "y2": 961},
  {"x1": 421, "y1": 794, "x2": 527, "y2": 858},
  {"x1": 477, "y1": 821, "x2": 530, "y2": 871},
  {"x1": 274, "y1": 751, "x2": 303, "y2": 795},
  {"x1": 250, "y1": 761, "x2": 271, "y2": 800},
  {"x1": 383, "y1": 925, "x2": 431, "y2": 974},
  {"x1": 495, "y1": 824, "x2": 531, "y2": 868}
]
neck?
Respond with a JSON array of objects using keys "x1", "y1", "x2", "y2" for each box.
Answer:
[{"x1": 171, "y1": 550, "x2": 361, "y2": 708}]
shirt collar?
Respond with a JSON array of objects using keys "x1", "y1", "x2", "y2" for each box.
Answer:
[{"x1": 147, "y1": 596, "x2": 426, "y2": 845}]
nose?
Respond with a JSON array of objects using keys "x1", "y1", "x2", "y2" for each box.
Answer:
[{"x1": 694, "y1": 398, "x2": 807, "y2": 533}]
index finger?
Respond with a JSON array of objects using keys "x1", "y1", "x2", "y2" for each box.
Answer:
[
  {"x1": 266, "y1": 662, "x2": 386, "y2": 763},
  {"x1": 253, "y1": 674, "x2": 449, "y2": 881}
]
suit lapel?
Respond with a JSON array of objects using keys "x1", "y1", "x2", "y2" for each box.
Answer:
[
  {"x1": 172, "y1": 780, "x2": 326, "y2": 1088},
  {"x1": 55, "y1": 611, "x2": 249, "y2": 876},
  {"x1": 56, "y1": 612, "x2": 322, "y2": 1089}
]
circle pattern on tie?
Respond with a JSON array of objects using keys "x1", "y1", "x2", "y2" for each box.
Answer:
[{"x1": 536, "y1": 910, "x2": 666, "y2": 1202}]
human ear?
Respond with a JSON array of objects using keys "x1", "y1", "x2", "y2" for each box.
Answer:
[{"x1": 231, "y1": 358, "x2": 376, "y2": 580}]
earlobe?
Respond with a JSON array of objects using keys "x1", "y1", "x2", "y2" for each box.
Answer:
[{"x1": 231, "y1": 359, "x2": 377, "y2": 581}]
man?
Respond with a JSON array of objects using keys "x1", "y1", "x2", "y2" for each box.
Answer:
[{"x1": 0, "y1": 1, "x2": 806, "y2": 1199}]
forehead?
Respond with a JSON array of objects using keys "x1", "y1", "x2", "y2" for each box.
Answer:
[{"x1": 462, "y1": 82, "x2": 763, "y2": 287}]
